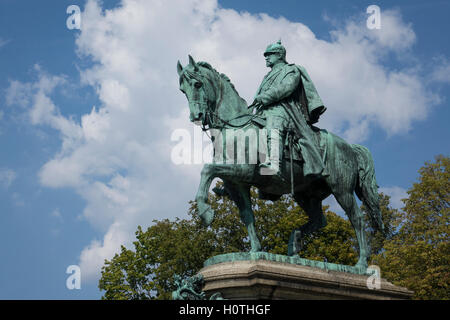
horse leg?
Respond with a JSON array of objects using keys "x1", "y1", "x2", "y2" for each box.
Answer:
[
  {"x1": 288, "y1": 196, "x2": 327, "y2": 256},
  {"x1": 334, "y1": 191, "x2": 369, "y2": 269},
  {"x1": 225, "y1": 182, "x2": 261, "y2": 252},
  {"x1": 195, "y1": 164, "x2": 217, "y2": 226}
]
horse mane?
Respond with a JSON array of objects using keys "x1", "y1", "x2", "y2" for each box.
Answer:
[
  {"x1": 182, "y1": 60, "x2": 248, "y2": 116},
  {"x1": 197, "y1": 61, "x2": 238, "y2": 91}
]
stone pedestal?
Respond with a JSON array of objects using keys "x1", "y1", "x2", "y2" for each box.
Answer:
[{"x1": 199, "y1": 253, "x2": 413, "y2": 300}]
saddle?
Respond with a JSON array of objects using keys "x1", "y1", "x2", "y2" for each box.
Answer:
[
  {"x1": 257, "y1": 128, "x2": 329, "y2": 201},
  {"x1": 250, "y1": 113, "x2": 327, "y2": 162},
  {"x1": 275, "y1": 127, "x2": 326, "y2": 169}
]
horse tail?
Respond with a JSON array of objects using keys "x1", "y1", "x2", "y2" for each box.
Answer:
[{"x1": 352, "y1": 144, "x2": 385, "y2": 234}]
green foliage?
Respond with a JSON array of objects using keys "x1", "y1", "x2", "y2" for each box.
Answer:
[
  {"x1": 99, "y1": 218, "x2": 216, "y2": 300},
  {"x1": 372, "y1": 155, "x2": 450, "y2": 299},
  {"x1": 98, "y1": 245, "x2": 147, "y2": 300},
  {"x1": 301, "y1": 210, "x2": 359, "y2": 265},
  {"x1": 364, "y1": 193, "x2": 403, "y2": 257}
]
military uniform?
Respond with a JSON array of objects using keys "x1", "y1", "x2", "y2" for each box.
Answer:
[{"x1": 254, "y1": 41, "x2": 327, "y2": 177}]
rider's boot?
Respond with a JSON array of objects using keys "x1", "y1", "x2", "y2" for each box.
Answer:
[{"x1": 260, "y1": 129, "x2": 283, "y2": 176}]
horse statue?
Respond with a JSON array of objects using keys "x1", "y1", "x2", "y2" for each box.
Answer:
[{"x1": 176, "y1": 55, "x2": 384, "y2": 270}]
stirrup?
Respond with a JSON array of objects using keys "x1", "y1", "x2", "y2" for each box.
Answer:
[
  {"x1": 259, "y1": 161, "x2": 281, "y2": 176},
  {"x1": 259, "y1": 161, "x2": 272, "y2": 168}
]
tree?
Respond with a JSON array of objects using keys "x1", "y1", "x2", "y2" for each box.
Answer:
[
  {"x1": 99, "y1": 218, "x2": 216, "y2": 300},
  {"x1": 372, "y1": 156, "x2": 450, "y2": 299},
  {"x1": 364, "y1": 193, "x2": 403, "y2": 257}
]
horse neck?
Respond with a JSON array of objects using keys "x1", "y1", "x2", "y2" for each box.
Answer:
[{"x1": 215, "y1": 76, "x2": 249, "y2": 123}]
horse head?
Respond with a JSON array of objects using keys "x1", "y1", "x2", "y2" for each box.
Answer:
[
  {"x1": 178, "y1": 56, "x2": 250, "y2": 129},
  {"x1": 177, "y1": 55, "x2": 217, "y2": 127}
]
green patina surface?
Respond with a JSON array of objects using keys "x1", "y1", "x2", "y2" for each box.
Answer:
[
  {"x1": 203, "y1": 252, "x2": 370, "y2": 275},
  {"x1": 177, "y1": 40, "x2": 385, "y2": 271}
]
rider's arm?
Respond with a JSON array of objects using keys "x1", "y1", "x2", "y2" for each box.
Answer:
[{"x1": 255, "y1": 67, "x2": 301, "y2": 106}]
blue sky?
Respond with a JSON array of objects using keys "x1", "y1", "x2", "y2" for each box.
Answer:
[{"x1": 0, "y1": 0, "x2": 448, "y2": 299}]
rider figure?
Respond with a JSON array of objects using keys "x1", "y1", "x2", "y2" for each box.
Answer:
[{"x1": 252, "y1": 40, "x2": 328, "y2": 178}]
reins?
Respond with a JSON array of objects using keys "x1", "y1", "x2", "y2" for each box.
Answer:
[{"x1": 198, "y1": 69, "x2": 263, "y2": 132}]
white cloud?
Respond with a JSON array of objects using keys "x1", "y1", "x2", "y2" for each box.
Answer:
[
  {"x1": 430, "y1": 57, "x2": 450, "y2": 84},
  {"x1": 7, "y1": 0, "x2": 444, "y2": 281},
  {"x1": 51, "y1": 208, "x2": 63, "y2": 221},
  {"x1": 79, "y1": 222, "x2": 130, "y2": 280},
  {"x1": 6, "y1": 80, "x2": 32, "y2": 108},
  {"x1": 11, "y1": 192, "x2": 25, "y2": 207},
  {"x1": 0, "y1": 168, "x2": 16, "y2": 189},
  {"x1": 323, "y1": 195, "x2": 345, "y2": 216},
  {"x1": 364, "y1": 9, "x2": 416, "y2": 51},
  {"x1": 6, "y1": 67, "x2": 84, "y2": 157},
  {"x1": 379, "y1": 186, "x2": 408, "y2": 210}
]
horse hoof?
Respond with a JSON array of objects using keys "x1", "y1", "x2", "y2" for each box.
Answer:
[
  {"x1": 250, "y1": 243, "x2": 262, "y2": 253},
  {"x1": 354, "y1": 261, "x2": 368, "y2": 273}
]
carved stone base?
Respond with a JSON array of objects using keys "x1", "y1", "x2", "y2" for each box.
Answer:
[{"x1": 199, "y1": 253, "x2": 413, "y2": 300}]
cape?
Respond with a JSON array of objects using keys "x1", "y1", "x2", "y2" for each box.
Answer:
[{"x1": 295, "y1": 64, "x2": 326, "y2": 124}]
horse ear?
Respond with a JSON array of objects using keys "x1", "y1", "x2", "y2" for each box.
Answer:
[
  {"x1": 188, "y1": 54, "x2": 198, "y2": 71},
  {"x1": 177, "y1": 60, "x2": 183, "y2": 76}
]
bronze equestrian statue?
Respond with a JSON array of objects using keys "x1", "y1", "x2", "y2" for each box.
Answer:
[{"x1": 177, "y1": 41, "x2": 384, "y2": 270}]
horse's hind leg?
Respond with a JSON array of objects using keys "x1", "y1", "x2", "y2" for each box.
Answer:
[
  {"x1": 288, "y1": 196, "x2": 327, "y2": 256},
  {"x1": 334, "y1": 191, "x2": 369, "y2": 269},
  {"x1": 225, "y1": 182, "x2": 261, "y2": 252}
]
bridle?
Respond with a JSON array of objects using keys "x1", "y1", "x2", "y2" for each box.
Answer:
[{"x1": 185, "y1": 68, "x2": 262, "y2": 132}]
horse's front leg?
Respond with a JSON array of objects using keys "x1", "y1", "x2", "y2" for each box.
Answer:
[
  {"x1": 195, "y1": 164, "x2": 217, "y2": 226},
  {"x1": 238, "y1": 185, "x2": 261, "y2": 253},
  {"x1": 225, "y1": 182, "x2": 261, "y2": 252}
]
